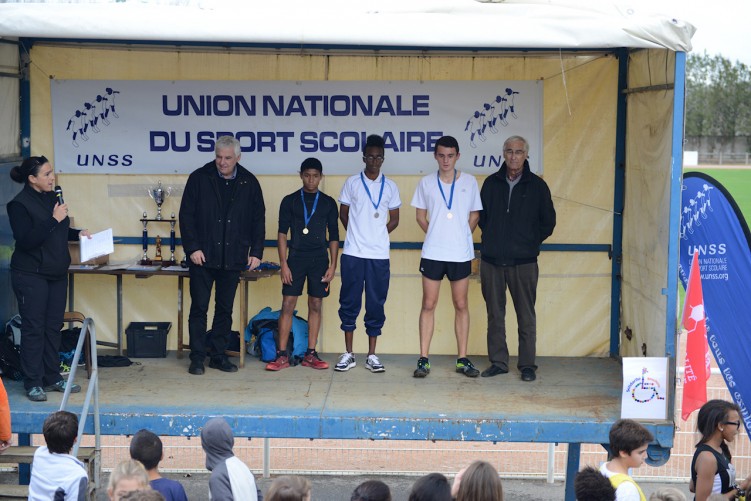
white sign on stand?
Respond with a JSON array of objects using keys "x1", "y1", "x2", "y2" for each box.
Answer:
[{"x1": 621, "y1": 357, "x2": 668, "y2": 420}]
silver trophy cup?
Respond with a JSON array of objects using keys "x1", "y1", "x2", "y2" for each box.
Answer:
[{"x1": 148, "y1": 180, "x2": 172, "y2": 220}]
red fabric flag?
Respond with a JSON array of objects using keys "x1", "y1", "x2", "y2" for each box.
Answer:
[{"x1": 681, "y1": 251, "x2": 710, "y2": 420}]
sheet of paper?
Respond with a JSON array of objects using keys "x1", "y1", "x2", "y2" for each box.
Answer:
[
  {"x1": 161, "y1": 265, "x2": 186, "y2": 272},
  {"x1": 79, "y1": 228, "x2": 115, "y2": 262},
  {"x1": 97, "y1": 262, "x2": 132, "y2": 271}
]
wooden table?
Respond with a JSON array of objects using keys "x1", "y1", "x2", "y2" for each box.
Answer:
[{"x1": 68, "y1": 266, "x2": 275, "y2": 368}]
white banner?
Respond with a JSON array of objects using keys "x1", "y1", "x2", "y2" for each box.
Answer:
[
  {"x1": 50, "y1": 80, "x2": 542, "y2": 175},
  {"x1": 621, "y1": 357, "x2": 669, "y2": 421}
]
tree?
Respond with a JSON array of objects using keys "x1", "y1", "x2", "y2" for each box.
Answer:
[{"x1": 685, "y1": 52, "x2": 751, "y2": 146}]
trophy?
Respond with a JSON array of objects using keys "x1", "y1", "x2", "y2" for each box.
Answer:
[{"x1": 147, "y1": 180, "x2": 172, "y2": 220}]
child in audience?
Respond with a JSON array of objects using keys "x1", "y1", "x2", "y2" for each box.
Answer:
[
  {"x1": 266, "y1": 475, "x2": 311, "y2": 501},
  {"x1": 408, "y1": 473, "x2": 452, "y2": 501},
  {"x1": 351, "y1": 479, "x2": 392, "y2": 501},
  {"x1": 691, "y1": 399, "x2": 751, "y2": 501},
  {"x1": 201, "y1": 416, "x2": 262, "y2": 500},
  {"x1": 107, "y1": 459, "x2": 150, "y2": 501},
  {"x1": 600, "y1": 419, "x2": 654, "y2": 501},
  {"x1": 649, "y1": 487, "x2": 686, "y2": 501},
  {"x1": 452, "y1": 460, "x2": 504, "y2": 501},
  {"x1": 129, "y1": 429, "x2": 188, "y2": 501},
  {"x1": 28, "y1": 410, "x2": 88, "y2": 500},
  {"x1": 120, "y1": 490, "x2": 166, "y2": 501},
  {"x1": 574, "y1": 466, "x2": 616, "y2": 501}
]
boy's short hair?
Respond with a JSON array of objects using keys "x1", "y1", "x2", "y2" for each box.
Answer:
[
  {"x1": 43, "y1": 410, "x2": 79, "y2": 454},
  {"x1": 649, "y1": 487, "x2": 687, "y2": 501},
  {"x1": 574, "y1": 466, "x2": 615, "y2": 501},
  {"x1": 119, "y1": 490, "x2": 166, "y2": 501},
  {"x1": 434, "y1": 135, "x2": 460, "y2": 154},
  {"x1": 351, "y1": 479, "x2": 391, "y2": 501},
  {"x1": 362, "y1": 134, "x2": 385, "y2": 154},
  {"x1": 609, "y1": 419, "x2": 654, "y2": 456},
  {"x1": 300, "y1": 157, "x2": 323, "y2": 173},
  {"x1": 129, "y1": 429, "x2": 163, "y2": 471}
]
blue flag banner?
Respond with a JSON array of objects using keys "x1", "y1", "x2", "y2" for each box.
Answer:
[{"x1": 680, "y1": 172, "x2": 751, "y2": 428}]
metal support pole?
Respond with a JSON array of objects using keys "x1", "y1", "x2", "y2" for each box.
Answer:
[
  {"x1": 263, "y1": 438, "x2": 270, "y2": 478},
  {"x1": 547, "y1": 443, "x2": 556, "y2": 483},
  {"x1": 564, "y1": 443, "x2": 581, "y2": 501}
]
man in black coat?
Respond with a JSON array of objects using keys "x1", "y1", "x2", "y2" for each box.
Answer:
[
  {"x1": 478, "y1": 135, "x2": 555, "y2": 382},
  {"x1": 179, "y1": 136, "x2": 265, "y2": 375}
]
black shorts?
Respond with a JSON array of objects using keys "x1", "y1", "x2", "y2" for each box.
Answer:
[
  {"x1": 419, "y1": 258, "x2": 472, "y2": 281},
  {"x1": 282, "y1": 253, "x2": 331, "y2": 298}
]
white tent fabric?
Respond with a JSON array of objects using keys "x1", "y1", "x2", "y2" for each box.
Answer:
[{"x1": 0, "y1": 0, "x2": 695, "y2": 51}]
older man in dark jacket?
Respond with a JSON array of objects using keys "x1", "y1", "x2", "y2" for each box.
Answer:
[
  {"x1": 180, "y1": 135, "x2": 265, "y2": 375},
  {"x1": 479, "y1": 135, "x2": 555, "y2": 382}
]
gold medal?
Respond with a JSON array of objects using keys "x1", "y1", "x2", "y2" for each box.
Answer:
[{"x1": 303, "y1": 228, "x2": 309, "y2": 234}]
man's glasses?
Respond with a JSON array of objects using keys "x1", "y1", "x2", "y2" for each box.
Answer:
[
  {"x1": 363, "y1": 155, "x2": 385, "y2": 162},
  {"x1": 504, "y1": 149, "x2": 526, "y2": 156}
]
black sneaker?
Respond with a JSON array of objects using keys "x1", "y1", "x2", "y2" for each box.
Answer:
[
  {"x1": 413, "y1": 357, "x2": 430, "y2": 378},
  {"x1": 189, "y1": 360, "x2": 205, "y2": 375},
  {"x1": 44, "y1": 380, "x2": 81, "y2": 393},
  {"x1": 209, "y1": 358, "x2": 238, "y2": 373},
  {"x1": 26, "y1": 386, "x2": 47, "y2": 402},
  {"x1": 456, "y1": 358, "x2": 480, "y2": 378}
]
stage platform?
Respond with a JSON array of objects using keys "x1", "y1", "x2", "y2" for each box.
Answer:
[{"x1": 7, "y1": 352, "x2": 674, "y2": 448}]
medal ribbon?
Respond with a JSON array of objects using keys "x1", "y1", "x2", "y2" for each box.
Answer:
[
  {"x1": 360, "y1": 172, "x2": 386, "y2": 213},
  {"x1": 300, "y1": 189, "x2": 320, "y2": 229},
  {"x1": 437, "y1": 169, "x2": 457, "y2": 211}
]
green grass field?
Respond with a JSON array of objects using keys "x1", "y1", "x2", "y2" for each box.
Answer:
[{"x1": 685, "y1": 167, "x2": 751, "y2": 220}]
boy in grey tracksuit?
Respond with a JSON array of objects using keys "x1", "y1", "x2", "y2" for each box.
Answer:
[{"x1": 200, "y1": 417, "x2": 262, "y2": 501}]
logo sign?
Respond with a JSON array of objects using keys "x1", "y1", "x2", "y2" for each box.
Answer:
[
  {"x1": 680, "y1": 172, "x2": 751, "y2": 429},
  {"x1": 621, "y1": 357, "x2": 668, "y2": 420},
  {"x1": 50, "y1": 80, "x2": 542, "y2": 175}
]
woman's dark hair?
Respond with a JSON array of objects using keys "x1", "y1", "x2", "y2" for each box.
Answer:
[
  {"x1": 10, "y1": 156, "x2": 49, "y2": 184},
  {"x1": 696, "y1": 399, "x2": 741, "y2": 461},
  {"x1": 351, "y1": 479, "x2": 391, "y2": 501},
  {"x1": 408, "y1": 473, "x2": 452, "y2": 501}
]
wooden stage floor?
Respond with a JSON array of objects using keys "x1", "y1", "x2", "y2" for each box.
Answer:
[{"x1": 6, "y1": 353, "x2": 674, "y2": 448}]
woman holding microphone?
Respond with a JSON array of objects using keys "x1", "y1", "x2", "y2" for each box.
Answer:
[{"x1": 8, "y1": 155, "x2": 90, "y2": 401}]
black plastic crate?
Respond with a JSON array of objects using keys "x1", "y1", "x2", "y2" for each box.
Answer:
[{"x1": 125, "y1": 322, "x2": 171, "y2": 358}]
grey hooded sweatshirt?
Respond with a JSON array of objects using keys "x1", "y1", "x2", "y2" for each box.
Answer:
[{"x1": 200, "y1": 417, "x2": 263, "y2": 501}]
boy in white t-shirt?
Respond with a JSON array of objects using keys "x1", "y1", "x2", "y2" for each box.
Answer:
[
  {"x1": 29, "y1": 411, "x2": 88, "y2": 501},
  {"x1": 599, "y1": 419, "x2": 653, "y2": 501},
  {"x1": 410, "y1": 135, "x2": 483, "y2": 378},
  {"x1": 335, "y1": 134, "x2": 401, "y2": 373}
]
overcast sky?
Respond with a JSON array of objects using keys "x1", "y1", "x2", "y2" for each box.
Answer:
[{"x1": 639, "y1": 0, "x2": 751, "y2": 66}]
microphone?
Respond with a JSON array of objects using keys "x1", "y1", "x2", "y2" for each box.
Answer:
[{"x1": 54, "y1": 185, "x2": 64, "y2": 205}]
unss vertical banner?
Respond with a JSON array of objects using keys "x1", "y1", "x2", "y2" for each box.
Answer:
[
  {"x1": 50, "y1": 80, "x2": 543, "y2": 175},
  {"x1": 680, "y1": 172, "x2": 751, "y2": 428}
]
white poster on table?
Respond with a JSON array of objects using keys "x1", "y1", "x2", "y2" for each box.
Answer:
[
  {"x1": 50, "y1": 79, "x2": 543, "y2": 175},
  {"x1": 621, "y1": 357, "x2": 668, "y2": 420}
]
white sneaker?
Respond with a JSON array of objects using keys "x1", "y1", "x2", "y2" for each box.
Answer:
[
  {"x1": 366, "y1": 354, "x2": 385, "y2": 373},
  {"x1": 335, "y1": 352, "x2": 356, "y2": 372}
]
